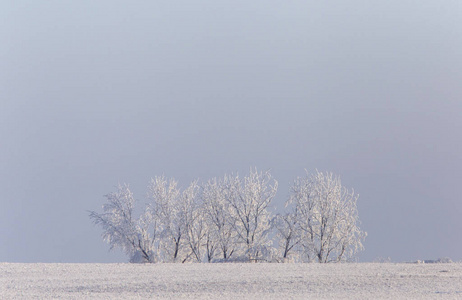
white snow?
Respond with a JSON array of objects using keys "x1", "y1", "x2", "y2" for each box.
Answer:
[{"x1": 1, "y1": 263, "x2": 461, "y2": 299}]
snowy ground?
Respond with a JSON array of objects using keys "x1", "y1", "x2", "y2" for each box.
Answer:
[{"x1": 1, "y1": 263, "x2": 461, "y2": 299}]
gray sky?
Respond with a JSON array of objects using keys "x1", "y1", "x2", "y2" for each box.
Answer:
[{"x1": 1, "y1": 1, "x2": 461, "y2": 263}]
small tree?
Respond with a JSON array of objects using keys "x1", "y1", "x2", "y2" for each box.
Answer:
[
  {"x1": 288, "y1": 171, "x2": 366, "y2": 263},
  {"x1": 89, "y1": 184, "x2": 156, "y2": 263},
  {"x1": 273, "y1": 211, "x2": 300, "y2": 262}
]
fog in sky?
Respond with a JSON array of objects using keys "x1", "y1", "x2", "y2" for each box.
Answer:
[{"x1": 1, "y1": 1, "x2": 461, "y2": 263}]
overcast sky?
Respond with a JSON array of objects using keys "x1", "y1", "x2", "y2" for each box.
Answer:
[{"x1": 1, "y1": 1, "x2": 461, "y2": 263}]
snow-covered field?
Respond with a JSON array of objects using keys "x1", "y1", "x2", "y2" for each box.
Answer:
[{"x1": 1, "y1": 263, "x2": 461, "y2": 299}]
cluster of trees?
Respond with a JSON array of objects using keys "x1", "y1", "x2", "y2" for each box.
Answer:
[{"x1": 89, "y1": 169, "x2": 366, "y2": 263}]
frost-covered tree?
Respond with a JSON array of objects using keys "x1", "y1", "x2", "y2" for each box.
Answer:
[
  {"x1": 273, "y1": 211, "x2": 300, "y2": 262},
  {"x1": 90, "y1": 178, "x2": 207, "y2": 263},
  {"x1": 147, "y1": 176, "x2": 187, "y2": 262},
  {"x1": 202, "y1": 177, "x2": 239, "y2": 262},
  {"x1": 226, "y1": 168, "x2": 278, "y2": 262},
  {"x1": 180, "y1": 180, "x2": 207, "y2": 262},
  {"x1": 89, "y1": 184, "x2": 156, "y2": 263},
  {"x1": 288, "y1": 171, "x2": 366, "y2": 263},
  {"x1": 146, "y1": 176, "x2": 207, "y2": 263},
  {"x1": 90, "y1": 169, "x2": 366, "y2": 264}
]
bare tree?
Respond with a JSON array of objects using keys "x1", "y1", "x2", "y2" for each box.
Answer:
[
  {"x1": 89, "y1": 184, "x2": 156, "y2": 263},
  {"x1": 147, "y1": 176, "x2": 207, "y2": 263},
  {"x1": 273, "y1": 211, "x2": 300, "y2": 262},
  {"x1": 226, "y1": 168, "x2": 278, "y2": 262},
  {"x1": 181, "y1": 180, "x2": 207, "y2": 262},
  {"x1": 202, "y1": 177, "x2": 239, "y2": 262},
  {"x1": 147, "y1": 176, "x2": 188, "y2": 262},
  {"x1": 288, "y1": 171, "x2": 366, "y2": 263}
]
